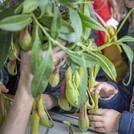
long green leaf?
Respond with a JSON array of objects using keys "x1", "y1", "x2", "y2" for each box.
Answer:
[
  {"x1": 0, "y1": 15, "x2": 32, "y2": 31},
  {"x1": 39, "y1": 0, "x2": 49, "y2": 19},
  {"x1": 0, "y1": 31, "x2": 12, "y2": 71},
  {"x1": 58, "y1": 32, "x2": 76, "y2": 42},
  {"x1": 0, "y1": 5, "x2": 17, "y2": 20},
  {"x1": 31, "y1": 25, "x2": 43, "y2": 74},
  {"x1": 79, "y1": 12, "x2": 107, "y2": 33},
  {"x1": 51, "y1": 4, "x2": 62, "y2": 39},
  {"x1": 90, "y1": 52, "x2": 117, "y2": 81},
  {"x1": 78, "y1": 0, "x2": 91, "y2": 40},
  {"x1": 121, "y1": 43, "x2": 133, "y2": 86},
  {"x1": 31, "y1": 43, "x2": 53, "y2": 98},
  {"x1": 22, "y1": 0, "x2": 39, "y2": 13},
  {"x1": 117, "y1": 36, "x2": 134, "y2": 43},
  {"x1": 67, "y1": 52, "x2": 98, "y2": 68},
  {"x1": 121, "y1": 43, "x2": 133, "y2": 63},
  {"x1": 78, "y1": 57, "x2": 88, "y2": 108},
  {"x1": 39, "y1": 16, "x2": 74, "y2": 34},
  {"x1": 55, "y1": 0, "x2": 78, "y2": 8},
  {"x1": 69, "y1": 8, "x2": 82, "y2": 42}
]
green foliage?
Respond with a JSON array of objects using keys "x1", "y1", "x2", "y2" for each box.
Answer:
[
  {"x1": 0, "y1": 31, "x2": 11, "y2": 70},
  {"x1": 31, "y1": 42, "x2": 53, "y2": 98},
  {"x1": 0, "y1": 0, "x2": 133, "y2": 109},
  {"x1": 0, "y1": 14, "x2": 32, "y2": 31}
]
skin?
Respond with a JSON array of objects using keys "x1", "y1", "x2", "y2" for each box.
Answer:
[
  {"x1": 0, "y1": 82, "x2": 9, "y2": 93},
  {"x1": 125, "y1": 0, "x2": 134, "y2": 8},
  {"x1": 0, "y1": 46, "x2": 65, "y2": 134},
  {"x1": 90, "y1": 81, "x2": 118, "y2": 98},
  {"x1": 88, "y1": 109, "x2": 121, "y2": 133},
  {"x1": 89, "y1": 82, "x2": 121, "y2": 133},
  {"x1": 108, "y1": 0, "x2": 121, "y2": 22}
]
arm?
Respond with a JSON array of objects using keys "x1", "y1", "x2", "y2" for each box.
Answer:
[
  {"x1": 93, "y1": 67, "x2": 134, "y2": 112},
  {"x1": 0, "y1": 51, "x2": 34, "y2": 134},
  {"x1": 98, "y1": 70, "x2": 134, "y2": 112},
  {"x1": 118, "y1": 111, "x2": 134, "y2": 134},
  {"x1": 108, "y1": 0, "x2": 121, "y2": 22}
]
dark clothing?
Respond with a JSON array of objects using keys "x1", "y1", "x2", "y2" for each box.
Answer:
[{"x1": 99, "y1": 65, "x2": 134, "y2": 134}]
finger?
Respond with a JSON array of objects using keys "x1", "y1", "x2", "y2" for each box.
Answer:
[
  {"x1": 99, "y1": 89, "x2": 118, "y2": 98},
  {"x1": 94, "y1": 82, "x2": 107, "y2": 90},
  {"x1": 53, "y1": 46, "x2": 61, "y2": 53},
  {"x1": 94, "y1": 81, "x2": 100, "y2": 86},
  {"x1": 89, "y1": 87, "x2": 95, "y2": 93},
  {"x1": 88, "y1": 115, "x2": 103, "y2": 122},
  {"x1": 2, "y1": 86, "x2": 9, "y2": 93},
  {"x1": 88, "y1": 109, "x2": 105, "y2": 115},
  {"x1": 107, "y1": 89, "x2": 118, "y2": 96},
  {"x1": 94, "y1": 127, "x2": 105, "y2": 133},
  {"x1": 0, "y1": 82, "x2": 9, "y2": 93},
  {"x1": 90, "y1": 121, "x2": 103, "y2": 128},
  {"x1": 53, "y1": 51, "x2": 66, "y2": 63}
]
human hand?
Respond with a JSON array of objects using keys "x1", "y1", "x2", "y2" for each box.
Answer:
[
  {"x1": 20, "y1": 42, "x2": 66, "y2": 74},
  {"x1": 90, "y1": 82, "x2": 118, "y2": 98},
  {"x1": 43, "y1": 42, "x2": 66, "y2": 67},
  {"x1": 113, "y1": 8, "x2": 121, "y2": 22},
  {"x1": 88, "y1": 109, "x2": 121, "y2": 133},
  {"x1": 0, "y1": 81, "x2": 9, "y2": 93}
]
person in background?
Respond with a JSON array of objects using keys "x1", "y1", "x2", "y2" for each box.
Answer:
[
  {"x1": 92, "y1": 0, "x2": 121, "y2": 54},
  {"x1": 88, "y1": 64, "x2": 134, "y2": 134}
]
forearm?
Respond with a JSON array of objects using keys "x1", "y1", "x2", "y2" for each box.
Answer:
[
  {"x1": 108, "y1": 0, "x2": 118, "y2": 10},
  {"x1": 42, "y1": 94, "x2": 58, "y2": 110},
  {"x1": 0, "y1": 72, "x2": 34, "y2": 134}
]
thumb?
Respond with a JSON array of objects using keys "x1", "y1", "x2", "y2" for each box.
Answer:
[{"x1": 0, "y1": 83, "x2": 9, "y2": 93}]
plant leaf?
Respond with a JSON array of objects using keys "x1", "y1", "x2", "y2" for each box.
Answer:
[
  {"x1": 66, "y1": 51, "x2": 98, "y2": 68},
  {"x1": 69, "y1": 8, "x2": 82, "y2": 42},
  {"x1": 39, "y1": 0, "x2": 49, "y2": 19},
  {"x1": 0, "y1": 15, "x2": 32, "y2": 31},
  {"x1": 78, "y1": 0, "x2": 91, "y2": 40},
  {"x1": 90, "y1": 52, "x2": 117, "y2": 81},
  {"x1": 58, "y1": 32, "x2": 76, "y2": 42},
  {"x1": 117, "y1": 36, "x2": 134, "y2": 43},
  {"x1": 78, "y1": 57, "x2": 88, "y2": 108},
  {"x1": 31, "y1": 42, "x2": 53, "y2": 98},
  {"x1": 22, "y1": 0, "x2": 39, "y2": 13},
  {"x1": 121, "y1": 43, "x2": 133, "y2": 63},
  {"x1": 0, "y1": 5, "x2": 17, "y2": 20},
  {"x1": 55, "y1": 0, "x2": 78, "y2": 8},
  {"x1": 0, "y1": 31, "x2": 12, "y2": 71},
  {"x1": 31, "y1": 25, "x2": 43, "y2": 74},
  {"x1": 51, "y1": 4, "x2": 62, "y2": 39},
  {"x1": 79, "y1": 12, "x2": 107, "y2": 33}
]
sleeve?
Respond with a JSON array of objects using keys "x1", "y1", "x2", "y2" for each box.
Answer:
[
  {"x1": 0, "y1": 63, "x2": 10, "y2": 86},
  {"x1": 99, "y1": 68, "x2": 134, "y2": 112},
  {"x1": 118, "y1": 111, "x2": 134, "y2": 134}
]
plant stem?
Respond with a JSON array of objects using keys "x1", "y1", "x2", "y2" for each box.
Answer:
[
  {"x1": 92, "y1": 41, "x2": 122, "y2": 51},
  {"x1": 110, "y1": 8, "x2": 134, "y2": 42},
  {"x1": 77, "y1": 1, "x2": 93, "y2": 4}
]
